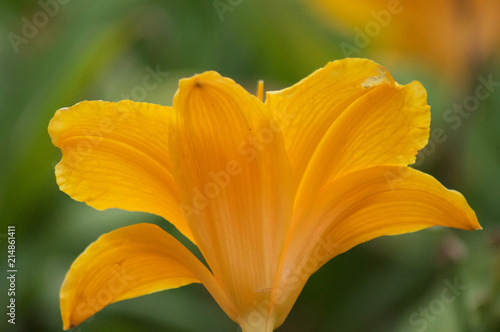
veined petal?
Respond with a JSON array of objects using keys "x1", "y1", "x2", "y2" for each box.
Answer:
[
  {"x1": 169, "y1": 71, "x2": 294, "y2": 327},
  {"x1": 60, "y1": 223, "x2": 236, "y2": 329},
  {"x1": 265, "y1": 58, "x2": 397, "y2": 186},
  {"x1": 271, "y1": 59, "x2": 430, "y2": 211},
  {"x1": 274, "y1": 166, "x2": 480, "y2": 325},
  {"x1": 49, "y1": 101, "x2": 194, "y2": 242},
  {"x1": 298, "y1": 80, "x2": 429, "y2": 206}
]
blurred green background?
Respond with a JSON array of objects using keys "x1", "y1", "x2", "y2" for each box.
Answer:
[{"x1": 1, "y1": 0, "x2": 499, "y2": 331}]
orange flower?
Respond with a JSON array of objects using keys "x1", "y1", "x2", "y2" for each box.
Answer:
[
  {"x1": 309, "y1": 0, "x2": 500, "y2": 81},
  {"x1": 49, "y1": 58, "x2": 480, "y2": 331}
]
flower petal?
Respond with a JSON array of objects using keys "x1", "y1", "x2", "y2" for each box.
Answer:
[
  {"x1": 49, "y1": 100, "x2": 194, "y2": 242},
  {"x1": 274, "y1": 166, "x2": 480, "y2": 324},
  {"x1": 267, "y1": 59, "x2": 430, "y2": 210},
  {"x1": 265, "y1": 58, "x2": 397, "y2": 186},
  {"x1": 298, "y1": 80, "x2": 429, "y2": 205},
  {"x1": 169, "y1": 71, "x2": 294, "y2": 326},
  {"x1": 60, "y1": 223, "x2": 236, "y2": 329}
]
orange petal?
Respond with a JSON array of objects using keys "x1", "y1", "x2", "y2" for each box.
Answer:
[
  {"x1": 267, "y1": 59, "x2": 430, "y2": 212},
  {"x1": 60, "y1": 223, "x2": 236, "y2": 329},
  {"x1": 274, "y1": 166, "x2": 480, "y2": 325},
  {"x1": 169, "y1": 71, "x2": 294, "y2": 328},
  {"x1": 266, "y1": 58, "x2": 393, "y2": 186},
  {"x1": 49, "y1": 100, "x2": 194, "y2": 242}
]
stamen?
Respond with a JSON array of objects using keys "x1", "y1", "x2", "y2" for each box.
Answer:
[{"x1": 257, "y1": 80, "x2": 264, "y2": 102}]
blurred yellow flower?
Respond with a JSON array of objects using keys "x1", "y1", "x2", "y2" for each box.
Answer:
[
  {"x1": 309, "y1": 0, "x2": 500, "y2": 81},
  {"x1": 49, "y1": 58, "x2": 480, "y2": 331}
]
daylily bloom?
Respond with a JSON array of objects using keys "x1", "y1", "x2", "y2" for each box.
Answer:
[
  {"x1": 307, "y1": 0, "x2": 500, "y2": 81},
  {"x1": 49, "y1": 58, "x2": 481, "y2": 331}
]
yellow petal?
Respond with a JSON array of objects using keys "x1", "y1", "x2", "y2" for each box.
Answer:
[
  {"x1": 267, "y1": 59, "x2": 430, "y2": 211},
  {"x1": 301, "y1": 79, "x2": 429, "y2": 196},
  {"x1": 48, "y1": 100, "x2": 194, "y2": 242},
  {"x1": 266, "y1": 58, "x2": 393, "y2": 186},
  {"x1": 274, "y1": 166, "x2": 480, "y2": 325},
  {"x1": 169, "y1": 71, "x2": 294, "y2": 327},
  {"x1": 60, "y1": 223, "x2": 236, "y2": 329}
]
